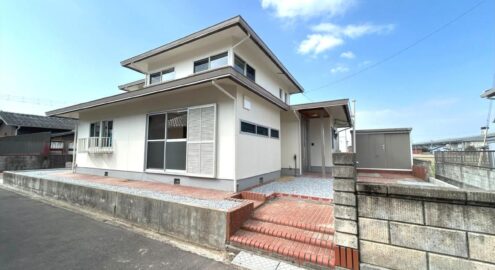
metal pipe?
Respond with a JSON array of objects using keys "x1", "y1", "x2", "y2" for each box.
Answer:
[
  {"x1": 320, "y1": 113, "x2": 326, "y2": 178},
  {"x1": 72, "y1": 123, "x2": 78, "y2": 173}
]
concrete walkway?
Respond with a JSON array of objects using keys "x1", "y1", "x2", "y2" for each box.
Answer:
[
  {"x1": 0, "y1": 188, "x2": 234, "y2": 270},
  {"x1": 250, "y1": 176, "x2": 333, "y2": 199}
]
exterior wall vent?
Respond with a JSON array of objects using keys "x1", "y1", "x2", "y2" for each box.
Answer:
[
  {"x1": 104, "y1": 171, "x2": 108, "y2": 176},
  {"x1": 174, "y1": 178, "x2": 180, "y2": 185},
  {"x1": 259, "y1": 177, "x2": 264, "y2": 185}
]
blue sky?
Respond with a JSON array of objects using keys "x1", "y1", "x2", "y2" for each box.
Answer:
[{"x1": 0, "y1": 0, "x2": 493, "y2": 142}]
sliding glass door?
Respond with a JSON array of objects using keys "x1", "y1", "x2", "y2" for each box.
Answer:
[{"x1": 146, "y1": 111, "x2": 187, "y2": 172}]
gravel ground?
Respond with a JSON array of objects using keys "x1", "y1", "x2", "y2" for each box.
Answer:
[
  {"x1": 14, "y1": 170, "x2": 240, "y2": 211},
  {"x1": 251, "y1": 176, "x2": 333, "y2": 199}
]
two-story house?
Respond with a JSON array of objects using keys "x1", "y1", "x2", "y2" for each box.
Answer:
[{"x1": 47, "y1": 16, "x2": 352, "y2": 192}]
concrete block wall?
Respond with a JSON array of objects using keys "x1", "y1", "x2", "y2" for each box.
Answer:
[
  {"x1": 332, "y1": 153, "x2": 360, "y2": 269},
  {"x1": 435, "y1": 162, "x2": 495, "y2": 190},
  {"x1": 356, "y1": 182, "x2": 495, "y2": 270}
]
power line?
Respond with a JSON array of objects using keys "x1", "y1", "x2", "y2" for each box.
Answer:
[
  {"x1": 0, "y1": 94, "x2": 69, "y2": 106},
  {"x1": 304, "y1": 0, "x2": 486, "y2": 95}
]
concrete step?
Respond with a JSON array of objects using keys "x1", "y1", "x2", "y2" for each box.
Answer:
[
  {"x1": 230, "y1": 230, "x2": 335, "y2": 268},
  {"x1": 252, "y1": 212, "x2": 334, "y2": 235},
  {"x1": 242, "y1": 219, "x2": 334, "y2": 249}
]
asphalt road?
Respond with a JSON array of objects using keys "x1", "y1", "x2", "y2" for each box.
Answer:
[{"x1": 0, "y1": 188, "x2": 234, "y2": 270}]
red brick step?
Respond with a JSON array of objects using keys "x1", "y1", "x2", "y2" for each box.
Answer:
[
  {"x1": 242, "y1": 219, "x2": 334, "y2": 249},
  {"x1": 252, "y1": 212, "x2": 335, "y2": 235},
  {"x1": 230, "y1": 230, "x2": 335, "y2": 268}
]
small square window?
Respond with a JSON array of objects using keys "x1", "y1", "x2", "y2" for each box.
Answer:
[
  {"x1": 256, "y1": 126, "x2": 268, "y2": 136},
  {"x1": 194, "y1": 58, "x2": 209, "y2": 73},
  {"x1": 270, "y1": 129, "x2": 279, "y2": 138}
]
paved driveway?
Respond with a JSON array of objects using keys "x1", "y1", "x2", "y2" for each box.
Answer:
[{"x1": 0, "y1": 189, "x2": 234, "y2": 270}]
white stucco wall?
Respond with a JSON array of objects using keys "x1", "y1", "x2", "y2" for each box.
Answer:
[
  {"x1": 146, "y1": 37, "x2": 232, "y2": 84},
  {"x1": 236, "y1": 87, "x2": 281, "y2": 179},
  {"x1": 308, "y1": 117, "x2": 334, "y2": 167},
  {"x1": 280, "y1": 110, "x2": 301, "y2": 170},
  {"x1": 233, "y1": 44, "x2": 292, "y2": 100},
  {"x1": 76, "y1": 84, "x2": 236, "y2": 180}
]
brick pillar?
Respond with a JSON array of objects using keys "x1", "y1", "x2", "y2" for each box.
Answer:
[{"x1": 332, "y1": 152, "x2": 359, "y2": 269}]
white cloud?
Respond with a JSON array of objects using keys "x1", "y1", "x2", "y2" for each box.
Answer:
[
  {"x1": 299, "y1": 22, "x2": 395, "y2": 56},
  {"x1": 298, "y1": 34, "x2": 344, "y2": 55},
  {"x1": 261, "y1": 0, "x2": 355, "y2": 20},
  {"x1": 340, "y1": 51, "x2": 355, "y2": 59},
  {"x1": 330, "y1": 65, "x2": 350, "y2": 74},
  {"x1": 312, "y1": 22, "x2": 395, "y2": 38}
]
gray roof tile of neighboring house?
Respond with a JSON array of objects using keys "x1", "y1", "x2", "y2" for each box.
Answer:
[{"x1": 0, "y1": 111, "x2": 76, "y2": 130}]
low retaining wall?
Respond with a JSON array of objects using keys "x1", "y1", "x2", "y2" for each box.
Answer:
[
  {"x1": 436, "y1": 162, "x2": 495, "y2": 190},
  {"x1": 2, "y1": 171, "x2": 252, "y2": 250},
  {"x1": 356, "y1": 182, "x2": 495, "y2": 270}
]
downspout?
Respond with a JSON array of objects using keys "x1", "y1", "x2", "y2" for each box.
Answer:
[
  {"x1": 15, "y1": 126, "x2": 21, "y2": 136},
  {"x1": 229, "y1": 33, "x2": 251, "y2": 66},
  {"x1": 212, "y1": 80, "x2": 238, "y2": 191}
]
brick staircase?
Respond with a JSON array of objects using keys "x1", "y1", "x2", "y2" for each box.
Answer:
[{"x1": 229, "y1": 197, "x2": 335, "y2": 269}]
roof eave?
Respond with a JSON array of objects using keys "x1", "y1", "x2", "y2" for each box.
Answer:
[{"x1": 46, "y1": 66, "x2": 289, "y2": 117}]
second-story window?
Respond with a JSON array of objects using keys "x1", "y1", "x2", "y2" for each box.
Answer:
[
  {"x1": 149, "y1": 68, "x2": 175, "y2": 85},
  {"x1": 234, "y1": 55, "x2": 256, "y2": 81},
  {"x1": 194, "y1": 52, "x2": 228, "y2": 73}
]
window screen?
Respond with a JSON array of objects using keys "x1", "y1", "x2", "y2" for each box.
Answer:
[
  {"x1": 148, "y1": 114, "x2": 165, "y2": 140},
  {"x1": 270, "y1": 129, "x2": 279, "y2": 138},
  {"x1": 234, "y1": 55, "x2": 245, "y2": 74},
  {"x1": 246, "y1": 64, "x2": 256, "y2": 81},
  {"x1": 241, "y1": 121, "x2": 256, "y2": 134},
  {"x1": 256, "y1": 126, "x2": 268, "y2": 136}
]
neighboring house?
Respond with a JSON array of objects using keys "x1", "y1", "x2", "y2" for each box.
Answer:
[
  {"x1": 0, "y1": 111, "x2": 76, "y2": 137},
  {"x1": 47, "y1": 16, "x2": 352, "y2": 192},
  {"x1": 413, "y1": 133, "x2": 495, "y2": 152},
  {"x1": 0, "y1": 111, "x2": 77, "y2": 155}
]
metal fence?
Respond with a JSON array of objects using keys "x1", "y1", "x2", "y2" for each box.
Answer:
[{"x1": 434, "y1": 151, "x2": 495, "y2": 169}]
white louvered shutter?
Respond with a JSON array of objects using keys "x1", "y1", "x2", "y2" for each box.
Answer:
[{"x1": 186, "y1": 104, "x2": 216, "y2": 177}]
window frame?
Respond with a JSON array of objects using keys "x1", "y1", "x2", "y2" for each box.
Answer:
[
  {"x1": 193, "y1": 51, "x2": 228, "y2": 74},
  {"x1": 239, "y1": 120, "x2": 276, "y2": 138},
  {"x1": 148, "y1": 67, "x2": 176, "y2": 85},
  {"x1": 144, "y1": 109, "x2": 188, "y2": 174},
  {"x1": 233, "y1": 54, "x2": 256, "y2": 81},
  {"x1": 89, "y1": 120, "x2": 113, "y2": 148},
  {"x1": 270, "y1": 128, "x2": 279, "y2": 139}
]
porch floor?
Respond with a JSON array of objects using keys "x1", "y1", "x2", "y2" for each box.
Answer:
[
  {"x1": 250, "y1": 175, "x2": 333, "y2": 200},
  {"x1": 13, "y1": 170, "x2": 240, "y2": 210}
]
